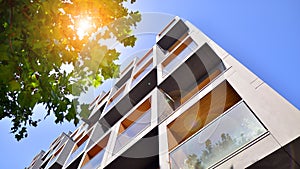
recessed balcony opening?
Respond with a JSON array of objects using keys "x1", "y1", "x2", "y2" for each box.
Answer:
[
  {"x1": 66, "y1": 154, "x2": 83, "y2": 169},
  {"x1": 45, "y1": 144, "x2": 65, "y2": 169},
  {"x1": 131, "y1": 59, "x2": 153, "y2": 88},
  {"x1": 89, "y1": 95, "x2": 100, "y2": 110},
  {"x1": 114, "y1": 98, "x2": 152, "y2": 154},
  {"x1": 167, "y1": 81, "x2": 267, "y2": 169},
  {"x1": 167, "y1": 81, "x2": 242, "y2": 151},
  {"x1": 159, "y1": 43, "x2": 226, "y2": 110},
  {"x1": 105, "y1": 84, "x2": 127, "y2": 112},
  {"x1": 157, "y1": 19, "x2": 189, "y2": 51},
  {"x1": 97, "y1": 92, "x2": 109, "y2": 106},
  {"x1": 128, "y1": 67, "x2": 157, "y2": 108},
  {"x1": 105, "y1": 127, "x2": 159, "y2": 169},
  {"x1": 66, "y1": 132, "x2": 91, "y2": 167},
  {"x1": 161, "y1": 36, "x2": 197, "y2": 77},
  {"x1": 80, "y1": 133, "x2": 111, "y2": 169},
  {"x1": 135, "y1": 49, "x2": 153, "y2": 72},
  {"x1": 40, "y1": 158, "x2": 51, "y2": 169},
  {"x1": 120, "y1": 60, "x2": 134, "y2": 76},
  {"x1": 115, "y1": 67, "x2": 133, "y2": 89}
]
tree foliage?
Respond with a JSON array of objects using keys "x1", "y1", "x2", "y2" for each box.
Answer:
[{"x1": 0, "y1": 0, "x2": 141, "y2": 140}]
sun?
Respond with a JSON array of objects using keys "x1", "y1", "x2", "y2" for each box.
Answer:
[{"x1": 76, "y1": 18, "x2": 92, "y2": 40}]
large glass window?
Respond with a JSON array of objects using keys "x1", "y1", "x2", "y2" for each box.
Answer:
[
  {"x1": 114, "y1": 99, "x2": 152, "y2": 154},
  {"x1": 169, "y1": 102, "x2": 267, "y2": 169}
]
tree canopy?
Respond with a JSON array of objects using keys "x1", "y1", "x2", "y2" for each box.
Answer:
[{"x1": 0, "y1": 0, "x2": 141, "y2": 140}]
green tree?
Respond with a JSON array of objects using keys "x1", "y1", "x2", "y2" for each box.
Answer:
[{"x1": 0, "y1": 0, "x2": 141, "y2": 140}]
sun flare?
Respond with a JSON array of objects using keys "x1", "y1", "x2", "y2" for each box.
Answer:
[{"x1": 76, "y1": 18, "x2": 92, "y2": 40}]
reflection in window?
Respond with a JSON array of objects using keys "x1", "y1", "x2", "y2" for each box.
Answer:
[
  {"x1": 169, "y1": 102, "x2": 267, "y2": 169},
  {"x1": 114, "y1": 99, "x2": 152, "y2": 153}
]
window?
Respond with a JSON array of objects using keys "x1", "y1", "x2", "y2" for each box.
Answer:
[{"x1": 114, "y1": 99, "x2": 152, "y2": 153}]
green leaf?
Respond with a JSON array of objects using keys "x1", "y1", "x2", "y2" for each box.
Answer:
[{"x1": 9, "y1": 80, "x2": 21, "y2": 91}]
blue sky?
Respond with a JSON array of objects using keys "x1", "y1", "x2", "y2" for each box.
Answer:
[{"x1": 0, "y1": 0, "x2": 299, "y2": 168}]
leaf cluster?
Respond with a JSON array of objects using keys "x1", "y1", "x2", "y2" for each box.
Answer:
[{"x1": 0, "y1": 0, "x2": 141, "y2": 140}]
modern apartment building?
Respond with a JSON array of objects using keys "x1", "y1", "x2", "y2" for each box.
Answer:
[{"x1": 27, "y1": 16, "x2": 300, "y2": 169}]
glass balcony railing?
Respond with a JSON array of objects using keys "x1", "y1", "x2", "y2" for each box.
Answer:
[
  {"x1": 158, "y1": 19, "x2": 176, "y2": 37},
  {"x1": 66, "y1": 140, "x2": 88, "y2": 166},
  {"x1": 135, "y1": 51, "x2": 153, "y2": 72},
  {"x1": 162, "y1": 41, "x2": 197, "y2": 76},
  {"x1": 114, "y1": 109, "x2": 152, "y2": 153},
  {"x1": 105, "y1": 88, "x2": 126, "y2": 111},
  {"x1": 45, "y1": 154, "x2": 59, "y2": 169},
  {"x1": 169, "y1": 102, "x2": 267, "y2": 169},
  {"x1": 131, "y1": 62, "x2": 153, "y2": 88},
  {"x1": 81, "y1": 150, "x2": 105, "y2": 169}
]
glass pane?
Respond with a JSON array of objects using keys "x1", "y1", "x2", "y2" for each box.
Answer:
[
  {"x1": 114, "y1": 109, "x2": 151, "y2": 153},
  {"x1": 131, "y1": 62, "x2": 153, "y2": 88},
  {"x1": 45, "y1": 154, "x2": 59, "y2": 169},
  {"x1": 81, "y1": 150, "x2": 105, "y2": 169},
  {"x1": 163, "y1": 41, "x2": 197, "y2": 76},
  {"x1": 105, "y1": 88, "x2": 125, "y2": 111},
  {"x1": 66, "y1": 140, "x2": 88, "y2": 165},
  {"x1": 170, "y1": 102, "x2": 266, "y2": 169},
  {"x1": 135, "y1": 51, "x2": 153, "y2": 72}
]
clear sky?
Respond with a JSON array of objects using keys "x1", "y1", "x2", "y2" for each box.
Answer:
[{"x1": 0, "y1": 0, "x2": 299, "y2": 168}]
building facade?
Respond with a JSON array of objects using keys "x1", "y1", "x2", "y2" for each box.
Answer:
[{"x1": 27, "y1": 17, "x2": 300, "y2": 169}]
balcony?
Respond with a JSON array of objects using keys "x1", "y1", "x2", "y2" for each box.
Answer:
[
  {"x1": 104, "y1": 127, "x2": 159, "y2": 169},
  {"x1": 114, "y1": 109, "x2": 152, "y2": 154},
  {"x1": 134, "y1": 49, "x2": 153, "y2": 73},
  {"x1": 81, "y1": 150, "x2": 105, "y2": 169},
  {"x1": 162, "y1": 37, "x2": 198, "y2": 76},
  {"x1": 45, "y1": 154, "x2": 59, "y2": 169},
  {"x1": 80, "y1": 132, "x2": 110, "y2": 169},
  {"x1": 66, "y1": 140, "x2": 88, "y2": 166},
  {"x1": 157, "y1": 19, "x2": 189, "y2": 51},
  {"x1": 131, "y1": 59, "x2": 153, "y2": 88},
  {"x1": 105, "y1": 84, "x2": 127, "y2": 112},
  {"x1": 159, "y1": 43, "x2": 226, "y2": 111},
  {"x1": 169, "y1": 102, "x2": 267, "y2": 169}
]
